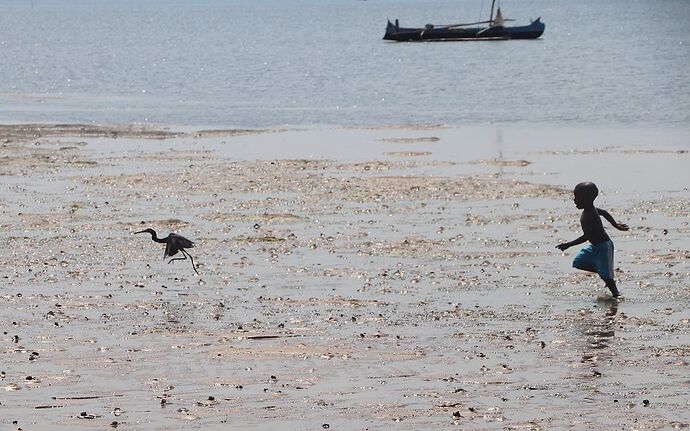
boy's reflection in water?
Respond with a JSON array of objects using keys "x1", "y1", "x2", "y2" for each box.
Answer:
[{"x1": 579, "y1": 299, "x2": 618, "y2": 380}]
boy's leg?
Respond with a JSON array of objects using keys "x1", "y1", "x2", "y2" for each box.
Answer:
[
  {"x1": 604, "y1": 278, "x2": 619, "y2": 297},
  {"x1": 602, "y1": 242, "x2": 619, "y2": 297}
]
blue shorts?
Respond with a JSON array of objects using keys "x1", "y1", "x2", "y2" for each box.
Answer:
[{"x1": 573, "y1": 240, "x2": 614, "y2": 280}]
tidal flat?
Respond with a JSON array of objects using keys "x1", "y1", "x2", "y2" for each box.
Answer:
[{"x1": 1, "y1": 124, "x2": 688, "y2": 430}]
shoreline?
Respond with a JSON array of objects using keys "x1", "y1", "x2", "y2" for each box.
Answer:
[
  {"x1": 3, "y1": 120, "x2": 690, "y2": 134},
  {"x1": 1, "y1": 122, "x2": 688, "y2": 429}
]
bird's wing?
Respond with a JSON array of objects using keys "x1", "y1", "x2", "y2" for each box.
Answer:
[
  {"x1": 164, "y1": 240, "x2": 179, "y2": 258},
  {"x1": 170, "y1": 233, "x2": 194, "y2": 249}
]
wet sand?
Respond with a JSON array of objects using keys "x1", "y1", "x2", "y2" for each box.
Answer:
[{"x1": 1, "y1": 123, "x2": 689, "y2": 430}]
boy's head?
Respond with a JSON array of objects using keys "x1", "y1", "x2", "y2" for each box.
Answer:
[{"x1": 573, "y1": 182, "x2": 598, "y2": 208}]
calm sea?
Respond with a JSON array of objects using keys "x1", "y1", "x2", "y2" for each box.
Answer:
[{"x1": 1, "y1": 0, "x2": 688, "y2": 128}]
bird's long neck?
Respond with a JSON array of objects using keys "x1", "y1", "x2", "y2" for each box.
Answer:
[{"x1": 148, "y1": 230, "x2": 167, "y2": 243}]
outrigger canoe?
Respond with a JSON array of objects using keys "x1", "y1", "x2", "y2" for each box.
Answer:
[{"x1": 383, "y1": 2, "x2": 544, "y2": 42}]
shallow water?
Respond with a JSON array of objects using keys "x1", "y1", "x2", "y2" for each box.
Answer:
[{"x1": 1, "y1": 125, "x2": 688, "y2": 429}]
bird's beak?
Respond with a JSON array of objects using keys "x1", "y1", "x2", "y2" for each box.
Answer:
[{"x1": 134, "y1": 230, "x2": 146, "y2": 234}]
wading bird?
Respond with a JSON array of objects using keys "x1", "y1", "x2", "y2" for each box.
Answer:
[{"x1": 135, "y1": 228, "x2": 199, "y2": 275}]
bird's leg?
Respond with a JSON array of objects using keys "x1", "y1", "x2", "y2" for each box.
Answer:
[
  {"x1": 182, "y1": 249, "x2": 200, "y2": 275},
  {"x1": 167, "y1": 255, "x2": 187, "y2": 264},
  {"x1": 166, "y1": 250, "x2": 199, "y2": 275}
]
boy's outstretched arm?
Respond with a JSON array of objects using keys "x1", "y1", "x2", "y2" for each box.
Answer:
[
  {"x1": 556, "y1": 235, "x2": 587, "y2": 251},
  {"x1": 597, "y1": 208, "x2": 629, "y2": 231}
]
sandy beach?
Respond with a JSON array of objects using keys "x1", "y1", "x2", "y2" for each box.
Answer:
[{"x1": 0, "y1": 123, "x2": 688, "y2": 430}]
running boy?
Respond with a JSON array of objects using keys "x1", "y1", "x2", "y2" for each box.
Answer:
[{"x1": 556, "y1": 182, "x2": 629, "y2": 297}]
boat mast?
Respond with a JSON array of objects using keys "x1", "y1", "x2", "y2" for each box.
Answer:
[{"x1": 489, "y1": 0, "x2": 496, "y2": 23}]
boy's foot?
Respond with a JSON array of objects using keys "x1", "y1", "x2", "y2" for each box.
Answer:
[
  {"x1": 604, "y1": 279, "x2": 620, "y2": 298},
  {"x1": 596, "y1": 294, "x2": 621, "y2": 302}
]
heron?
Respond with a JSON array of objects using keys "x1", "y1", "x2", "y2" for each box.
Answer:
[{"x1": 135, "y1": 228, "x2": 199, "y2": 275}]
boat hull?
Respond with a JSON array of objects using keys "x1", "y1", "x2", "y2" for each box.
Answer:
[{"x1": 383, "y1": 18, "x2": 544, "y2": 41}]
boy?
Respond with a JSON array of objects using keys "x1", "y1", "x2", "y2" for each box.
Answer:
[{"x1": 556, "y1": 182, "x2": 629, "y2": 297}]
